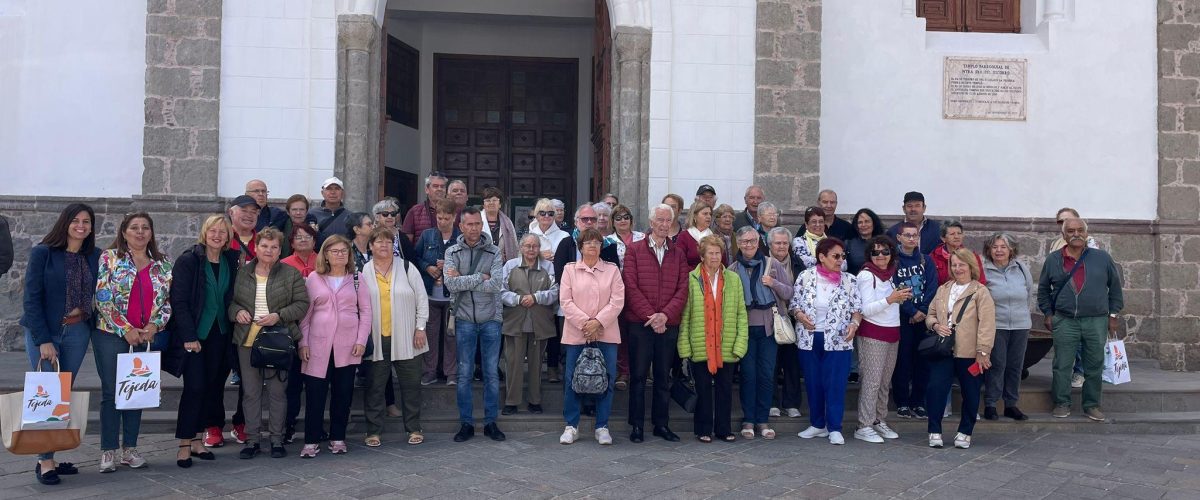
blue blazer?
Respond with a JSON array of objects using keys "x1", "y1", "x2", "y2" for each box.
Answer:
[
  {"x1": 416, "y1": 227, "x2": 460, "y2": 295},
  {"x1": 21, "y1": 244, "x2": 102, "y2": 345}
]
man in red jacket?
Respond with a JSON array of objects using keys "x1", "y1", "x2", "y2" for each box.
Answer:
[{"x1": 622, "y1": 203, "x2": 690, "y2": 443}]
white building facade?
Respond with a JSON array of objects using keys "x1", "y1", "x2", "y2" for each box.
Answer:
[{"x1": 0, "y1": 0, "x2": 1197, "y2": 370}]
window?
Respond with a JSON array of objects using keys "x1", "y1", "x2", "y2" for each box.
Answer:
[
  {"x1": 386, "y1": 35, "x2": 419, "y2": 128},
  {"x1": 918, "y1": 0, "x2": 1020, "y2": 33}
]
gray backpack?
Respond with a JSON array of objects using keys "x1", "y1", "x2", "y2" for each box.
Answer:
[{"x1": 571, "y1": 345, "x2": 609, "y2": 395}]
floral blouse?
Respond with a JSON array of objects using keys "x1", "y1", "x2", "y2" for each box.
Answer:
[
  {"x1": 788, "y1": 268, "x2": 862, "y2": 351},
  {"x1": 95, "y1": 249, "x2": 173, "y2": 337}
]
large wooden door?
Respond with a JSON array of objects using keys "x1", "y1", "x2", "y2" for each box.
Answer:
[{"x1": 435, "y1": 56, "x2": 578, "y2": 213}]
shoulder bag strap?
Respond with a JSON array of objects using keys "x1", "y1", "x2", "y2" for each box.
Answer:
[
  {"x1": 1049, "y1": 248, "x2": 1089, "y2": 316},
  {"x1": 950, "y1": 293, "x2": 974, "y2": 328}
]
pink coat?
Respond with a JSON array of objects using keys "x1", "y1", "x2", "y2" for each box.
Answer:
[
  {"x1": 299, "y1": 273, "x2": 372, "y2": 378},
  {"x1": 559, "y1": 260, "x2": 625, "y2": 345}
]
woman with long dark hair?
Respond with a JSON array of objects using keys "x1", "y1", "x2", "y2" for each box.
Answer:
[
  {"x1": 844, "y1": 209, "x2": 884, "y2": 276},
  {"x1": 21, "y1": 203, "x2": 100, "y2": 484},
  {"x1": 94, "y1": 212, "x2": 174, "y2": 472}
]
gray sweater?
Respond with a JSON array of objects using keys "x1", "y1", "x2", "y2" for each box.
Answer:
[
  {"x1": 1036, "y1": 248, "x2": 1123, "y2": 319},
  {"x1": 983, "y1": 259, "x2": 1034, "y2": 330},
  {"x1": 444, "y1": 233, "x2": 504, "y2": 324}
]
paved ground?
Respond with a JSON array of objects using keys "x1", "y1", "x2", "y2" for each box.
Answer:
[{"x1": 0, "y1": 427, "x2": 1197, "y2": 499}]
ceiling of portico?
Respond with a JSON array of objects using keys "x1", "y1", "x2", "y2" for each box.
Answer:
[{"x1": 386, "y1": 0, "x2": 594, "y2": 25}]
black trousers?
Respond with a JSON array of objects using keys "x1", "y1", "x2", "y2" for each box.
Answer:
[
  {"x1": 546, "y1": 316, "x2": 564, "y2": 369},
  {"x1": 691, "y1": 361, "x2": 735, "y2": 438},
  {"x1": 286, "y1": 352, "x2": 303, "y2": 428},
  {"x1": 176, "y1": 333, "x2": 229, "y2": 439},
  {"x1": 304, "y1": 358, "x2": 357, "y2": 443},
  {"x1": 774, "y1": 343, "x2": 802, "y2": 409},
  {"x1": 627, "y1": 323, "x2": 679, "y2": 428}
]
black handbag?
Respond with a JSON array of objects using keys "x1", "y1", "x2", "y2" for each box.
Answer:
[
  {"x1": 918, "y1": 294, "x2": 973, "y2": 361},
  {"x1": 670, "y1": 377, "x2": 697, "y2": 414},
  {"x1": 251, "y1": 325, "x2": 295, "y2": 380}
]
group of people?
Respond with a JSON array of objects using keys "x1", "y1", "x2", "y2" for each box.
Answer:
[{"x1": 16, "y1": 174, "x2": 1124, "y2": 486}]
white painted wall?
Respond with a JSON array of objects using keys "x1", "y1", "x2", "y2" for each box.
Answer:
[
  {"x1": 821, "y1": 0, "x2": 1158, "y2": 220},
  {"x1": 218, "y1": 0, "x2": 337, "y2": 199},
  {"x1": 382, "y1": 18, "x2": 422, "y2": 177},
  {"x1": 648, "y1": 0, "x2": 756, "y2": 212},
  {"x1": 0, "y1": 0, "x2": 145, "y2": 197},
  {"x1": 399, "y1": 16, "x2": 594, "y2": 203}
]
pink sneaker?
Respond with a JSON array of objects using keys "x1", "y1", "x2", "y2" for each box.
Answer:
[
  {"x1": 328, "y1": 440, "x2": 348, "y2": 454},
  {"x1": 299, "y1": 444, "x2": 319, "y2": 458}
]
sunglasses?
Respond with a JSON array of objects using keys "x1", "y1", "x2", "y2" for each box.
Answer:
[
  {"x1": 537, "y1": 211, "x2": 555, "y2": 217},
  {"x1": 579, "y1": 217, "x2": 597, "y2": 223},
  {"x1": 614, "y1": 215, "x2": 632, "y2": 221},
  {"x1": 870, "y1": 249, "x2": 892, "y2": 257},
  {"x1": 376, "y1": 211, "x2": 399, "y2": 217},
  {"x1": 827, "y1": 253, "x2": 846, "y2": 261}
]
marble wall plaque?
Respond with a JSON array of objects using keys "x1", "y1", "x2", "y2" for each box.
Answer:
[{"x1": 943, "y1": 57, "x2": 1028, "y2": 121}]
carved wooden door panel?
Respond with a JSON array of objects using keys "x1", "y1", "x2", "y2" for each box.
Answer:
[
  {"x1": 435, "y1": 56, "x2": 578, "y2": 212},
  {"x1": 964, "y1": 0, "x2": 1020, "y2": 33}
]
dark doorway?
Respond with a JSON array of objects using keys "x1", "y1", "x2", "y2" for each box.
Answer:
[{"x1": 434, "y1": 55, "x2": 579, "y2": 216}]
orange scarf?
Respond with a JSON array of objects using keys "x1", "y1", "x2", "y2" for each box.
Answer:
[{"x1": 700, "y1": 265, "x2": 725, "y2": 374}]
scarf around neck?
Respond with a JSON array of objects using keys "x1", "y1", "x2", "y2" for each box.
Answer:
[
  {"x1": 864, "y1": 260, "x2": 897, "y2": 282},
  {"x1": 816, "y1": 265, "x2": 841, "y2": 286},
  {"x1": 699, "y1": 265, "x2": 725, "y2": 375},
  {"x1": 735, "y1": 254, "x2": 775, "y2": 309},
  {"x1": 802, "y1": 230, "x2": 823, "y2": 254}
]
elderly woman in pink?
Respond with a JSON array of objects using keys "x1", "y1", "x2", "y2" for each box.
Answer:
[
  {"x1": 298, "y1": 235, "x2": 372, "y2": 458},
  {"x1": 557, "y1": 228, "x2": 625, "y2": 446}
]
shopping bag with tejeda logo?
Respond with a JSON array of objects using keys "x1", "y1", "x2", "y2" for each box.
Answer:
[
  {"x1": 115, "y1": 345, "x2": 162, "y2": 410},
  {"x1": 1103, "y1": 338, "x2": 1132, "y2": 385},
  {"x1": 21, "y1": 360, "x2": 72, "y2": 430}
]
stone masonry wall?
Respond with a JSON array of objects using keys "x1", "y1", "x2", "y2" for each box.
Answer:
[
  {"x1": 755, "y1": 0, "x2": 821, "y2": 211},
  {"x1": 1157, "y1": 0, "x2": 1200, "y2": 371},
  {"x1": 142, "y1": 0, "x2": 222, "y2": 195}
]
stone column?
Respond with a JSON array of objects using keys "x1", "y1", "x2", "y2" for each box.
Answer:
[
  {"x1": 755, "y1": 0, "x2": 822, "y2": 213},
  {"x1": 335, "y1": 14, "x2": 382, "y2": 213},
  {"x1": 1156, "y1": 0, "x2": 1200, "y2": 370},
  {"x1": 142, "y1": 0, "x2": 222, "y2": 196},
  {"x1": 609, "y1": 28, "x2": 652, "y2": 220}
]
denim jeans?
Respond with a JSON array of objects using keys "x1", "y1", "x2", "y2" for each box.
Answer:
[
  {"x1": 798, "y1": 332, "x2": 852, "y2": 432},
  {"x1": 25, "y1": 325, "x2": 91, "y2": 460},
  {"x1": 562, "y1": 342, "x2": 618, "y2": 429},
  {"x1": 739, "y1": 327, "x2": 778, "y2": 425},
  {"x1": 456, "y1": 320, "x2": 502, "y2": 425},
  {"x1": 926, "y1": 357, "x2": 982, "y2": 436},
  {"x1": 91, "y1": 331, "x2": 143, "y2": 450}
]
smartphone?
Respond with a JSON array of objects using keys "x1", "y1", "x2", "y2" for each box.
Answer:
[{"x1": 968, "y1": 362, "x2": 983, "y2": 377}]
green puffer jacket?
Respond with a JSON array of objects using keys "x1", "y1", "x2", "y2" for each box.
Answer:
[{"x1": 678, "y1": 266, "x2": 748, "y2": 363}]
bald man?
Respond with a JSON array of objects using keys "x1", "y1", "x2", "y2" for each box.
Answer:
[{"x1": 246, "y1": 179, "x2": 288, "y2": 231}]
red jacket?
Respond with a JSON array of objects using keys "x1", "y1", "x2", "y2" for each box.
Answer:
[{"x1": 621, "y1": 237, "x2": 690, "y2": 325}]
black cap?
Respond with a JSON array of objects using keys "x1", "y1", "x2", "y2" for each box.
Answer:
[
  {"x1": 903, "y1": 191, "x2": 925, "y2": 204},
  {"x1": 230, "y1": 195, "x2": 260, "y2": 209},
  {"x1": 696, "y1": 184, "x2": 716, "y2": 196}
]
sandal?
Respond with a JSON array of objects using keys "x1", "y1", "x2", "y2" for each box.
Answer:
[
  {"x1": 740, "y1": 424, "x2": 755, "y2": 439},
  {"x1": 176, "y1": 445, "x2": 193, "y2": 469},
  {"x1": 407, "y1": 432, "x2": 424, "y2": 445},
  {"x1": 364, "y1": 435, "x2": 382, "y2": 447},
  {"x1": 721, "y1": 435, "x2": 737, "y2": 442},
  {"x1": 697, "y1": 435, "x2": 713, "y2": 443},
  {"x1": 758, "y1": 425, "x2": 776, "y2": 440},
  {"x1": 190, "y1": 439, "x2": 215, "y2": 460}
]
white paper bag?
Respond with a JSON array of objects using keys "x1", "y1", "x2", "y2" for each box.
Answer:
[
  {"x1": 115, "y1": 349, "x2": 162, "y2": 410},
  {"x1": 1103, "y1": 339, "x2": 1131, "y2": 385},
  {"x1": 21, "y1": 370, "x2": 72, "y2": 430}
]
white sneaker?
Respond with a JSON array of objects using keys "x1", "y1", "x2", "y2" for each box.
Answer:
[
  {"x1": 99, "y1": 450, "x2": 117, "y2": 473},
  {"x1": 769, "y1": 407, "x2": 781, "y2": 417},
  {"x1": 853, "y1": 427, "x2": 884, "y2": 443},
  {"x1": 559, "y1": 426, "x2": 578, "y2": 444},
  {"x1": 595, "y1": 427, "x2": 613, "y2": 445},
  {"x1": 873, "y1": 422, "x2": 900, "y2": 439},
  {"x1": 120, "y1": 448, "x2": 147, "y2": 468},
  {"x1": 786, "y1": 408, "x2": 802, "y2": 418},
  {"x1": 1071, "y1": 373, "x2": 1085, "y2": 388},
  {"x1": 828, "y1": 431, "x2": 845, "y2": 445},
  {"x1": 928, "y1": 433, "x2": 943, "y2": 448},
  {"x1": 798, "y1": 426, "x2": 829, "y2": 439},
  {"x1": 954, "y1": 432, "x2": 971, "y2": 449}
]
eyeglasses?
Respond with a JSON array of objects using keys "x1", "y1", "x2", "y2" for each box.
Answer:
[
  {"x1": 246, "y1": 189, "x2": 268, "y2": 195},
  {"x1": 537, "y1": 211, "x2": 555, "y2": 217},
  {"x1": 827, "y1": 253, "x2": 846, "y2": 261},
  {"x1": 900, "y1": 233, "x2": 919, "y2": 239},
  {"x1": 870, "y1": 249, "x2": 892, "y2": 257},
  {"x1": 293, "y1": 235, "x2": 314, "y2": 242},
  {"x1": 614, "y1": 215, "x2": 632, "y2": 221},
  {"x1": 579, "y1": 217, "x2": 597, "y2": 223},
  {"x1": 376, "y1": 211, "x2": 399, "y2": 217},
  {"x1": 327, "y1": 249, "x2": 349, "y2": 255},
  {"x1": 737, "y1": 239, "x2": 759, "y2": 245}
]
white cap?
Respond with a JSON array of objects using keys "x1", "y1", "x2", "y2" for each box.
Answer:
[{"x1": 321, "y1": 176, "x2": 343, "y2": 189}]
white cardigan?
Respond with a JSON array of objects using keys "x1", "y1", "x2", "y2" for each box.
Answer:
[
  {"x1": 361, "y1": 257, "x2": 430, "y2": 362},
  {"x1": 855, "y1": 269, "x2": 900, "y2": 327}
]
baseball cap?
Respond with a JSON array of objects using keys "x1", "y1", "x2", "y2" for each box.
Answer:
[
  {"x1": 696, "y1": 184, "x2": 716, "y2": 196},
  {"x1": 230, "y1": 195, "x2": 259, "y2": 208},
  {"x1": 322, "y1": 177, "x2": 344, "y2": 189},
  {"x1": 903, "y1": 191, "x2": 925, "y2": 204}
]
